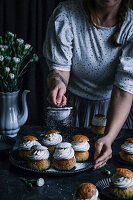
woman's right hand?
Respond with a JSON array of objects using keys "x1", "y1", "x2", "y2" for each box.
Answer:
[{"x1": 47, "y1": 82, "x2": 67, "y2": 107}]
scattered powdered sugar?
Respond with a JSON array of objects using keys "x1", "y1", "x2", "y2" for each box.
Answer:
[{"x1": 46, "y1": 108, "x2": 73, "y2": 130}]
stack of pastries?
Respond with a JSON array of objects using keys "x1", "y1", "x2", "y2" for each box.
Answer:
[
  {"x1": 42, "y1": 129, "x2": 62, "y2": 154},
  {"x1": 28, "y1": 145, "x2": 50, "y2": 170},
  {"x1": 110, "y1": 168, "x2": 133, "y2": 199},
  {"x1": 18, "y1": 131, "x2": 91, "y2": 171},
  {"x1": 74, "y1": 182, "x2": 100, "y2": 200},
  {"x1": 71, "y1": 135, "x2": 90, "y2": 162},
  {"x1": 53, "y1": 142, "x2": 76, "y2": 170},
  {"x1": 19, "y1": 136, "x2": 41, "y2": 160},
  {"x1": 120, "y1": 138, "x2": 133, "y2": 163},
  {"x1": 91, "y1": 114, "x2": 107, "y2": 134}
]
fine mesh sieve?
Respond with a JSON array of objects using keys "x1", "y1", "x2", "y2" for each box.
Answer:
[{"x1": 46, "y1": 107, "x2": 73, "y2": 121}]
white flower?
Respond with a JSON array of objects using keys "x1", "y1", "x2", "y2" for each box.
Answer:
[
  {"x1": 6, "y1": 56, "x2": 11, "y2": 61},
  {"x1": 16, "y1": 38, "x2": 24, "y2": 45},
  {"x1": 13, "y1": 57, "x2": 20, "y2": 64},
  {"x1": 13, "y1": 67, "x2": 17, "y2": 71},
  {"x1": 1, "y1": 48, "x2": 4, "y2": 51},
  {"x1": 9, "y1": 73, "x2": 15, "y2": 79},
  {"x1": 31, "y1": 54, "x2": 39, "y2": 62},
  {"x1": 36, "y1": 178, "x2": 45, "y2": 187},
  {"x1": 5, "y1": 67, "x2": 10, "y2": 73},
  {"x1": 0, "y1": 55, "x2": 4, "y2": 61},
  {"x1": 24, "y1": 44, "x2": 31, "y2": 50},
  {"x1": 0, "y1": 45, "x2": 8, "y2": 51},
  {"x1": 7, "y1": 32, "x2": 14, "y2": 37}
]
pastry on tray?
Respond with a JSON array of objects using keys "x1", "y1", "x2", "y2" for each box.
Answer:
[
  {"x1": 42, "y1": 129, "x2": 62, "y2": 154},
  {"x1": 28, "y1": 145, "x2": 50, "y2": 170},
  {"x1": 91, "y1": 114, "x2": 107, "y2": 134},
  {"x1": 53, "y1": 142, "x2": 76, "y2": 170},
  {"x1": 120, "y1": 138, "x2": 133, "y2": 163},
  {"x1": 74, "y1": 182, "x2": 100, "y2": 200},
  {"x1": 110, "y1": 168, "x2": 133, "y2": 199},
  {"x1": 19, "y1": 136, "x2": 41, "y2": 160},
  {"x1": 71, "y1": 135, "x2": 90, "y2": 162}
]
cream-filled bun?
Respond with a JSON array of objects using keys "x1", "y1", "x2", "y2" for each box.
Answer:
[
  {"x1": 72, "y1": 135, "x2": 90, "y2": 162},
  {"x1": 53, "y1": 142, "x2": 76, "y2": 170},
  {"x1": 110, "y1": 168, "x2": 133, "y2": 199},
  {"x1": 120, "y1": 138, "x2": 133, "y2": 163},
  {"x1": 28, "y1": 145, "x2": 50, "y2": 170},
  {"x1": 45, "y1": 129, "x2": 60, "y2": 135},
  {"x1": 74, "y1": 183, "x2": 100, "y2": 200},
  {"x1": 91, "y1": 114, "x2": 106, "y2": 134},
  {"x1": 42, "y1": 129, "x2": 62, "y2": 154},
  {"x1": 19, "y1": 136, "x2": 40, "y2": 160}
]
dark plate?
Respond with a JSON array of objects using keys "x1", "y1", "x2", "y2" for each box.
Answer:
[
  {"x1": 118, "y1": 157, "x2": 133, "y2": 166},
  {"x1": 96, "y1": 178, "x2": 133, "y2": 200},
  {"x1": 9, "y1": 150, "x2": 93, "y2": 176}
]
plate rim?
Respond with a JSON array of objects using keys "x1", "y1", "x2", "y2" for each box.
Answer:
[
  {"x1": 46, "y1": 107, "x2": 73, "y2": 111},
  {"x1": 96, "y1": 178, "x2": 133, "y2": 200},
  {"x1": 9, "y1": 149, "x2": 93, "y2": 176}
]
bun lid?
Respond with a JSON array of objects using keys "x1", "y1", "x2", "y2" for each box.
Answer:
[
  {"x1": 116, "y1": 168, "x2": 133, "y2": 178},
  {"x1": 127, "y1": 138, "x2": 133, "y2": 143},
  {"x1": 75, "y1": 183, "x2": 97, "y2": 199},
  {"x1": 56, "y1": 142, "x2": 71, "y2": 149},
  {"x1": 45, "y1": 129, "x2": 60, "y2": 135},
  {"x1": 72, "y1": 135, "x2": 89, "y2": 142},
  {"x1": 23, "y1": 136, "x2": 38, "y2": 141}
]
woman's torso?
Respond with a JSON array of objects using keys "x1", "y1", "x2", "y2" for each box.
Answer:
[{"x1": 65, "y1": 0, "x2": 133, "y2": 100}]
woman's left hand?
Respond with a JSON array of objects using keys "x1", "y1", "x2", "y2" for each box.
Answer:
[{"x1": 93, "y1": 135, "x2": 112, "y2": 170}]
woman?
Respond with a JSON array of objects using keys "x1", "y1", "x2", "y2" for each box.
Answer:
[{"x1": 43, "y1": 0, "x2": 133, "y2": 169}]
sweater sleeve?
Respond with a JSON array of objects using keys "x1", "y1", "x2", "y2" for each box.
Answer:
[
  {"x1": 43, "y1": 2, "x2": 73, "y2": 71},
  {"x1": 114, "y1": 37, "x2": 133, "y2": 94}
]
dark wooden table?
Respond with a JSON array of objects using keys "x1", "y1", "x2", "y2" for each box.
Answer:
[{"x1": 0, "y1": 125, "x2": 133, "y2": 200}]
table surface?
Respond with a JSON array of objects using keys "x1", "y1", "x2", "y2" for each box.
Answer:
[{"x1": 0, "y1": 125, "x2": 133, "y2": 200}]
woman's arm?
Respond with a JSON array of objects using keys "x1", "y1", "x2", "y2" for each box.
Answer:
[
  {"x1": 47, "y1": 69, "x2": 70, "y2": 107},
  {"x1": 94, "y1": 86, "x2": 133, "y2": 169}
]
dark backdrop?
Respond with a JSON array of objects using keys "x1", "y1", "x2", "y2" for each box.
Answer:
[
  {"x1": 0, "y1": 0, "x2": 63, "y2": 125},
  {"x1": 0, "y1": 0, "x2": 132, "y2": 125}
]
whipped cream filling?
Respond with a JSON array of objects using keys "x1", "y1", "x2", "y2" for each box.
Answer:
[
  {"x1": 72, "y1": 141, "x2": 90, "y2": 152},
  {"x1": 28, "y1": 147, "x2": 50, "y2": 160},
  {"x1": 19, "y1": 140, "x2": 40, "y2": 150},
  {"x1": 111, "y1": 174, "x2": 133, "y2": 188},
  {"x1": 42, "y1": 133, "x2": 62, "y2": 146},
  {"x1": 74, "y1": 189, "x2": 99, "y2": 200},
  {"x1": 91, "y1": 116, "x2": 106, "y2": 126},
  {"x1": 121, "y1": 141, "x2": 133, "y2": 154},
  {"x1": 53, "y1": 147, "x2": 74, "y2": 160},
  {"x1": 56, "y1": 142, "x2": 71, "y2": 149}
]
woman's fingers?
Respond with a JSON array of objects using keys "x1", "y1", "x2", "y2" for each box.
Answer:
[
  {"x1": 95, "y1": 149, "x2": 112, "y2": 164},
  {"x1": 47, "y1": 86, "x2": 67, "y2": 107},
  {"x1": 94, "y1": 141, "x2": 104, "y2": 160},
  {"x1": 94, "y1": 136, "x2": 112, "y2": 170},
  {"x1": 60, "y1": 95, "x2": 67, "y2": 107},
  {"x1": 94, "y1": 153, "x2": 112, "y2": 169},
  {"x1": 47, "y1": 88, "x2": 58, "y2": 106},
  {"x1": 56, "y1": 88, "x2": 66, "y2": 106},
  {"x1": 95, "y1": 161, "x2": 107, "y2": 169}
]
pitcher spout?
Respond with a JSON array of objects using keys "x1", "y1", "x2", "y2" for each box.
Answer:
[{"x1": 18, "y1": 90, "x2": 30, "y2": 127}]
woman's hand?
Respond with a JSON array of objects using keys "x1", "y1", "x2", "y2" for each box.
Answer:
[
  {"x1": 47, "y1": 70, "x2": 70, "y2": 107},
  {"x1": 47, "y1": 81, "x2": 67, "y2": 107},
  {"x1": 93, "y1": 135, "x2": 112, "y2": 170}
]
